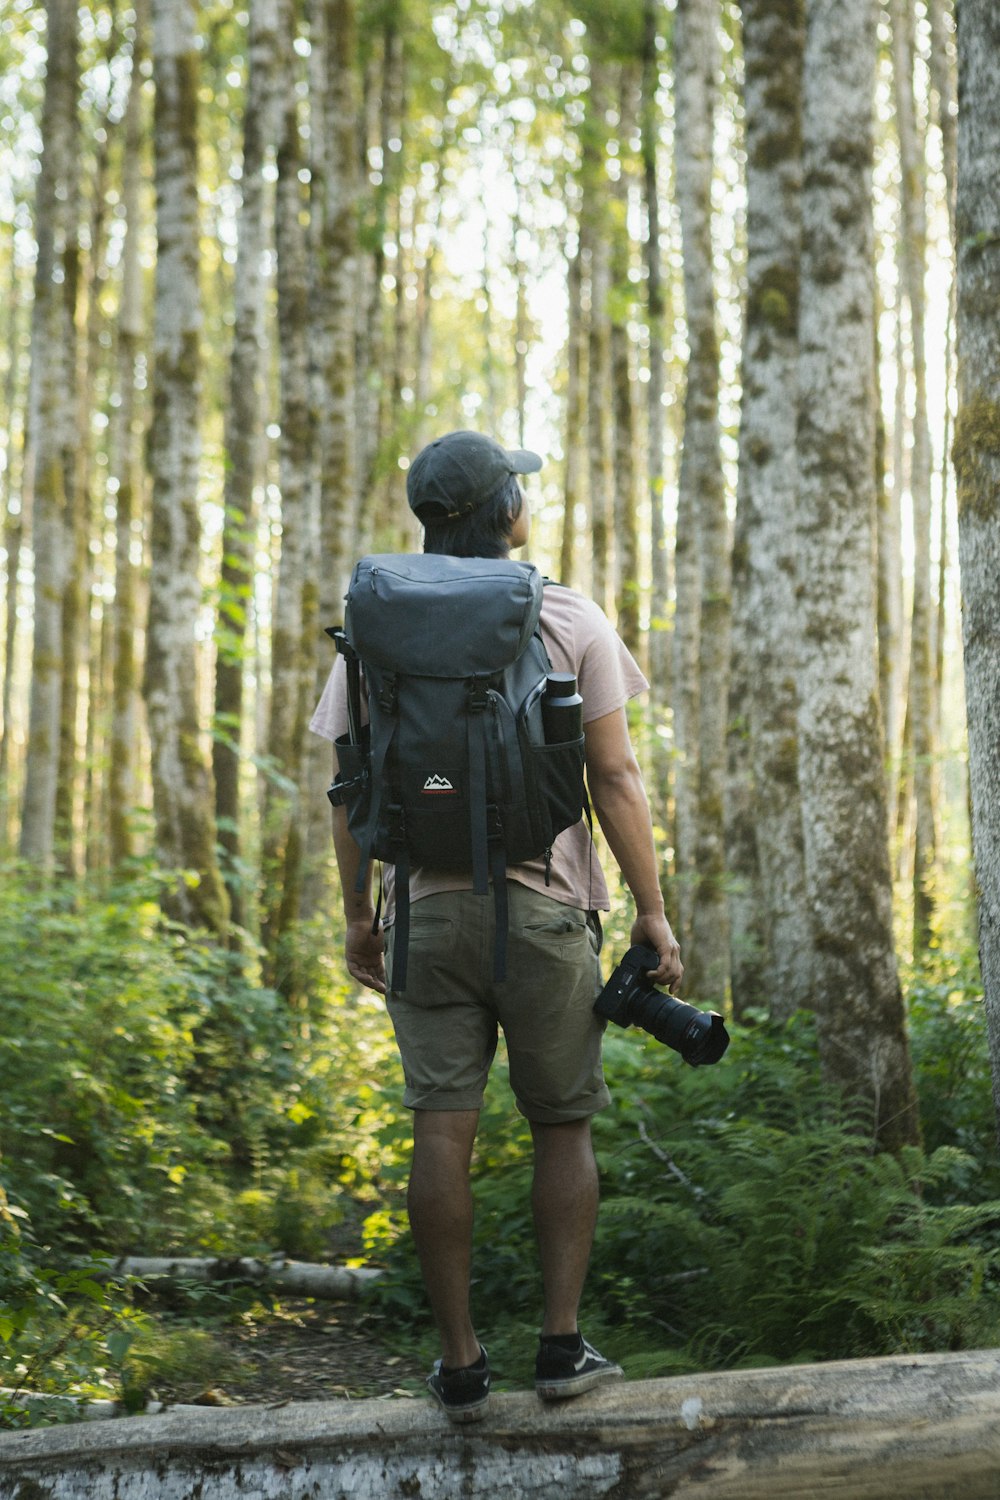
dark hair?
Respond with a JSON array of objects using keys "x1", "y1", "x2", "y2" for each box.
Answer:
[{"x1": 421, "y1": 473, "x2": 523, "y2": 559}]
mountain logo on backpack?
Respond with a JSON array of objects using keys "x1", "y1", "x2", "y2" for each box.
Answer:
[{"x1": 422, "y1": 774, "x2": 456, "y2": 794}]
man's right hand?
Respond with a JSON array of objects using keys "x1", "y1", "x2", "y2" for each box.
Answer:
[
  {"x1": 630, "y1": 913, "x2": 683, "y2": 995},
  {"x1": 345, "y1": 918, "x2": 387, "y2": 995}
]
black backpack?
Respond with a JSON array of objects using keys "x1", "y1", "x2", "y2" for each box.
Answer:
[{"x1": 326, "y1": 553, "x2": 587, "y2": 989}]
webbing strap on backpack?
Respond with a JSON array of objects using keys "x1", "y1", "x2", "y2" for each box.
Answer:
[
  {"x1": 466, "y1": 681, "x2": 490, "y2": 896},
  {"x1": 352, "y1": 681, "x2": 397, "y2": 895},
  {"x1": 391, "y1": 842, "x2": 412, "y2": 991}
]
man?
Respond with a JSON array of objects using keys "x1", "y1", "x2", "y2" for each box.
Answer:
[{"x1": 311, "y1": 430, "x2": 683, "y2": 1422}]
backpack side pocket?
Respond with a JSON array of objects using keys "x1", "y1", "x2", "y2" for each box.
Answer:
[{"x1": 523, "y1": 735, "x2": 587, "y2": 848}]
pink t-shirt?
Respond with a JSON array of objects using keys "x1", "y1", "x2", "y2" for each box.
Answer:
[{"x1": 309, "y1": 580, "x2": 649, "y2": 916}]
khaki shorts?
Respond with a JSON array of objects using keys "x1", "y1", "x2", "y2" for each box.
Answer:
[{"x1": 384, "y1": 882, "x2": 609, "y2": 1124}]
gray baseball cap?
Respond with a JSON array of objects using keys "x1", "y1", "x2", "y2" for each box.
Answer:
[{"x1": 406, "y1": 430, "x2": 543, "y2": 524}]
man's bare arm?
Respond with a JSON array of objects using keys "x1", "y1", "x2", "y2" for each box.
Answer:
[
  {"x1": 331, "y1": 787, "x2": 387, "y2": 996},
  {"x1": 584, "y1": 707, "x2": 683, "y2": 993}
]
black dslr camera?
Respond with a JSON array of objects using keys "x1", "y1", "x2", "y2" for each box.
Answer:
[{"x1": 595, "y1": 944, "x2": 729, "y2": 1067}]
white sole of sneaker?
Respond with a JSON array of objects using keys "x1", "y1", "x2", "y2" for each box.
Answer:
[{"x1": 536, "y1": 1365, "x2": 623, "y2": 1401}]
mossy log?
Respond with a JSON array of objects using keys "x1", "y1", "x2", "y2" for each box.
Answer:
[{"x1": 2, "y1": 1349, "x2": 1000, "y2": 1499}]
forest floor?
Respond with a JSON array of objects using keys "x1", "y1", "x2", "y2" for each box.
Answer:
[{"x1": 149, "y1": 1299, "x2": 427, "y2": 1408}]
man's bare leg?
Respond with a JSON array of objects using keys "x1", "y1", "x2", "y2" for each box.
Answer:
[
  {"x1": 407, "y1": 1108, "x2": 482, "y2": 1369},
  {"x1": 530, "y1": 1117, "x2": 599, "y2": 1335}
]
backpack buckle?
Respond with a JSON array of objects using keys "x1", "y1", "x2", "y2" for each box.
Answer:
[
  {"x1": 467, "y1": 679, "x2": 490, "y2": 714},
  {"x1": 378, "y1": 673, "x2": 398, "y2": 715}
]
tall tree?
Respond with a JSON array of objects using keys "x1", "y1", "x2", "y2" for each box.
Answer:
[
  {"x1": 739, "y1": 0, "x2": 813, "y2": 1019},
  {"x1": 583, "y1": 56, "x2": 614, "y2": 614},
  {"x1": 953, "y1": 0, "x2": 1000, "y2": 1144},
  {"x1": 214, "y1": 0, "x2": 281, "y2": 932},
  {"x1": 0, "y1": 259, "x2": 25, "y2": 845},
  {"x1": 610, "y1": 65, "x2": 641, "y2": 652},
  {"x1": 641, "y1": 0, "x2": 670, "y2": 697},
  {"x1": 19, "y1": 0, "x2": 81, "y2": 867},
  {"x1": 302, "y1": 0, "x2": 362, "y2": 915},
  {"x1": 144, "y1": 0, "x2": 228, "y2": 933},
  {"x1": 891, "y1": 0, "x2": 938, "y2": 956},
  {"x1": 796, "y1": 0, "x2": 918, "y2": 1148},
  {"x1": 673, "y1": 0, "x2": 730, "y2": 1001},
  {"x1": 108, "y1": 0, "x2": 148, "y2": 870},
  {"x1": 261, "y1": 0, "x2": 318, "y2": 975}
]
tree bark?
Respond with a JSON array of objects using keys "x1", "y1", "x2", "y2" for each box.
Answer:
[
  {"x1": 145, "y1": 0, "x2": 228, "y2": 934},
  {"x1": 213, "y1": 0, "x2": 281, "y2": 933},
  {"x1": 641, "y1": 0, "x2": 671, "y2": 699},
  {"x1": 560, "y1": 228, "x2": 586, "y2": 589},
  {"x1": 301, "y1": 0, "x2": 361, "y2": 921},
  {"x1": 583, "y1": 59, "x2": 613, "y2": 616},
  {"x1": 739, "y1": 0, "x2": 813, "y2": 1020},
  {"x1": 5, "y1": 1351, "x2": 1000, "y2": 1499},
  {"x1": 611, "y1": 66, "x2": 641, "y2": 654},
  {"x1": 261, "y1": 0, "x2": 318, "y2": 981},
  {"x1": 673, "y1": 0, "x2": 729, "y2": 1002},
  {"x1": 0, "y1": 259, "x2": 25, "y2": 846},
  {"x1": 891, "y1": 0, "x2": 938, "y2": 957},
  {"x1": 953, "y1": 0, "x2": 1000, "y2": 1146},
  {"x1": 19, "y1": 0, "x2": 81, "y2": 869},
  {"x1": 795, "y1": 0, "x2": 918, "y2": 1149},
  {"x1": 108, "y1": 0, "x2": 148, "y2": 871}
]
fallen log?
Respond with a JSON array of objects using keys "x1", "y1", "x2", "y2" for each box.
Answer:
[
  {"x1": 2, "y1": 1348, "x2": 1000, "y2": 1499},
  {"x1": 99, "y1": 1255, "x2": 383, "y2": 1300}
]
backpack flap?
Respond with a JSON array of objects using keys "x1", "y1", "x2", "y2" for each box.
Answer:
[{"x1": 344, "y1": 554, "x2": 544, "y2": 676}]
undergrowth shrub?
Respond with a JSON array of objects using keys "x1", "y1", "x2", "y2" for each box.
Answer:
[
  {"x1": 369, "y1": 993, "x2": 1000, "y2": 1371},
  {"x1": 0, "y1": 868, "x2": 404, "y2": 1263}
]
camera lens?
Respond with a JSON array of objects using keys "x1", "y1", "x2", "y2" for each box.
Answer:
[{"x1": 628, "y1": 988, "x2": 729, "y2": 1067}]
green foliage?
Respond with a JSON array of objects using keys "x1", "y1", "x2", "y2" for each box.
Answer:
[
  {"x1": 2, "y1": 860, "x2": 997, "y2": 1414},
  {"x1": 369, "y1": 992, "x2": 1000, "y2": 1373},
  {"x1": 0, "y1": 867, "x2": 408, "y2": 1267}
]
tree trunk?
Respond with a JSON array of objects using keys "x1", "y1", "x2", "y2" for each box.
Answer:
[
  {"x1": 795, "y1": 0, "x2": 918, "y2": 1150},
  {"x1": 953, "y1": 0, "x2": 1000, "y2": 1146},
  {"x1": 583, "y1": 57, "x2": 613, "y2": 615},
  {"x1": 63, "y1": 118, "x2": 114, "y2": 877},
  {"x1": 740, "y1": 0, "x2": 813, "y2": 1020},
  {"x1": 892, "y1": 0, "x2": 938, "y2": 957},
  {"x1": 261, "y1": 0, "x2": 318, "y2": 983},
  {"x1": 611, "y1": 66, "x2": 641, "y2": 654},
  {"x1": 641, "y1": 0, "x2": 671, "y2": 699},
  {"x1": 725, "y1": 492, "x2": 764, "y2": 1016},
  {"x1": 927, "y1": 0, "x2": 957, "y2": 244},
  {"x1": 5, "y1": 1351, "x2": 1000, "y2": 1500},
  {"x1": 213, "y1": 0, "x2": 280, "y2": 933},
  {"x1": 0, "y1": 260, "x2": 25, "y2": 847},
  {"x1": 301, "y1": 0, "x2": 361, "y2": 921},
  {"x1": 560, "y1": 229, "x2": 586, "y2": 589},
  {"x1": 878, "y1": 288, "x2": 904, "y2": 839},
  {"x1": 19, "y1": 0, "x2": 81, "y2": 869},
  {"x1": 108, "y1": 0, "x2": 148, "y2": 871},
  {"x1": 145, "y1": 0, "x2": 228, "y2": 934},
  {"x1": 674, "y1": 0, "x2": 729, "y2": 1003}
]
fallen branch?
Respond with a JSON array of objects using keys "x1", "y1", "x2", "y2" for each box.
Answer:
[{"x1": 98, "y1": 1256, "x2": 383, "y2": 1301}]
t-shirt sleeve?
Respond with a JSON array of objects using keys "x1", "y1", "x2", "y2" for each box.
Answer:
[
  {"x1": 572, "y1": 598, "x2": 649, "y2": 724},
  {"x1": 309, "y1": 655, "x2": 348, "y2": 743}
]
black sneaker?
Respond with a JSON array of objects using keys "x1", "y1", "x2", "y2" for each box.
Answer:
[
  {"x1": 426, "y1": 1345, "x2": 491, "y2": 1423},
  {"x1": 535, "y1": 1334, "x2": 623, "y2": 1401}
]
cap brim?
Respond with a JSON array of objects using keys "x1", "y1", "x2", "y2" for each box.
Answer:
[{"x1": 506, "y1": 447, "x2": 543, "y2": 475}]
